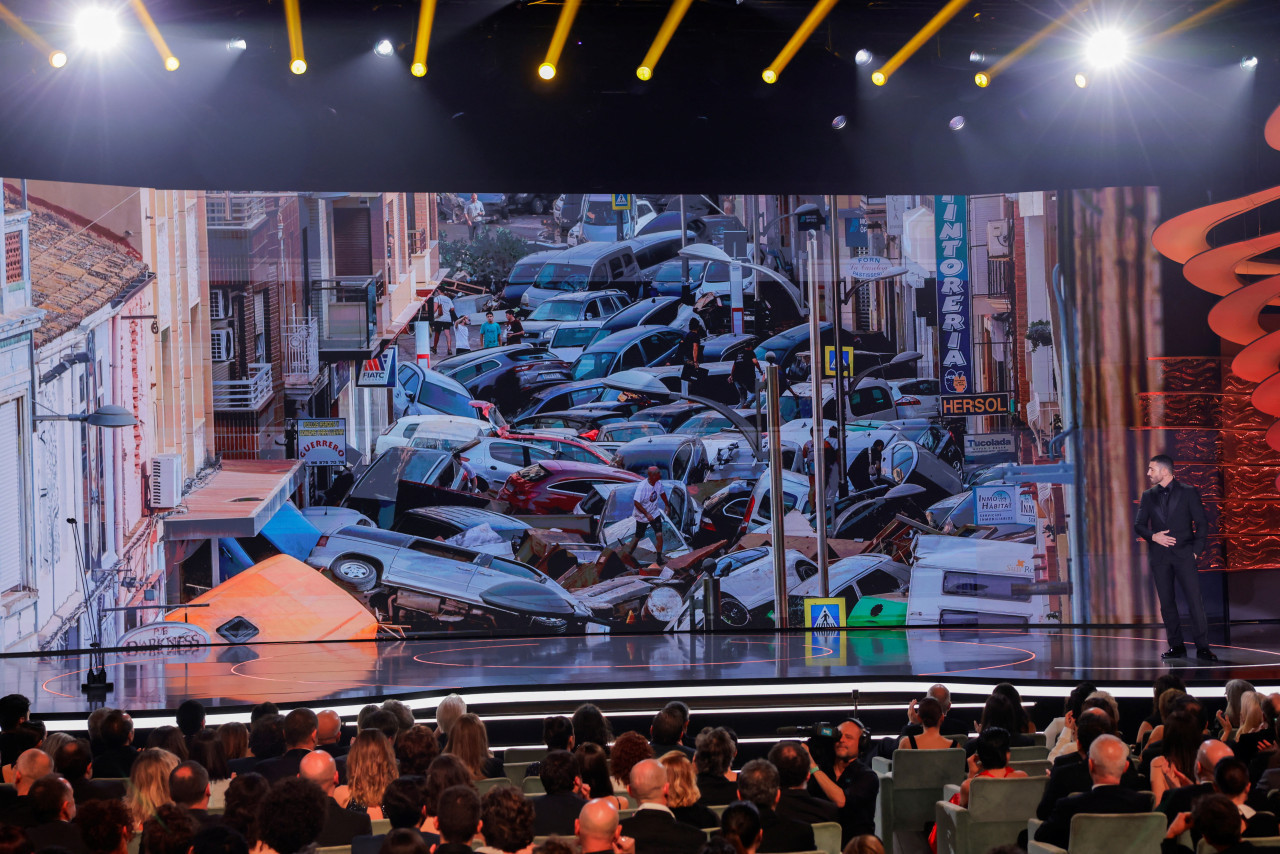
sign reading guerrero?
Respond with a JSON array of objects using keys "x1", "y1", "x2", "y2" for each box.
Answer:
[
  {"x1": 934, "y1": 195, "x2": 972, "y2": 395},
  {"x1": 298, "y1": 418, "x2": 346, "y2": 467}
]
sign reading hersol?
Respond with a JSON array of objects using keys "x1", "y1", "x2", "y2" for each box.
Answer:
[{"x1": 940, "y1": 392, "x2": 1013, "y2": 416}]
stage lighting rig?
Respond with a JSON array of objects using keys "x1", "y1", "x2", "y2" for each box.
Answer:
[
  {"x1": 949, "y1": 115, "x2": 966, "y2": 131},
  {"x1": 1242, "y1": 55, "x2": 1258, "y2": 69},
  {"x1": 1084, "y1": 29, "x2": 1127, "y2": 68},
  {"x1": 74, "y1": 6, "x2": 122, "y2": 51},
  {"x1": 854, "y1": 49, "x2": 873, "y2": 66},
  {"x1": 375, "y1": 39, "x2": 394, "y2": 57},
  {"x1": 227, "y1": 37, "x2": 246, "y2": 51}
]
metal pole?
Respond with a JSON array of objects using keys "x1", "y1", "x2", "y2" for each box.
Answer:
[
  {"x1": 766, "y1": 363, "x2": 788, "y2": 629},
  {"x1": 806, "y1": 230, "x2": 829, "y2": 597},
  {"x1": 827, "y1": 194, "x2": 848, "y2": 497}
]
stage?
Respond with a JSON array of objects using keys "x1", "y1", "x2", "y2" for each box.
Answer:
[{"x1": 7, "y1": 624, "x2": 1280, "y2": 724}]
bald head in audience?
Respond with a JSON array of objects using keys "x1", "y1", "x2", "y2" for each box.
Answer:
[
  {"x1": 316, "y1": 711, "x2": 342, "y2": 747},
  {"x1": 1087, "y1": 735, "x2": 1129, "y2": 785},
  {"x1": 298, "y1": 749, "x2": 338, "y2": 796},
  {"x1": 627, "y1": 758, "x2": 668, "y2": 805},
  {"x1": 1195, "y1": 739, "x2": 1234, "y2": 784},
  {"x1": 576, "y1": 798, "x2": 623, "y2": 852},
  {"x1": 15, "y1": 748, "x2": 52, "y2": 795}
]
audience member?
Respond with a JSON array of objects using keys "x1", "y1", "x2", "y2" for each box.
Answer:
[
  {"x1": 991, "y1": 683, "x2": 1036, "y2": 734},
  {"x1": 25, "y1": 774, "x2": 85, "y2": 854},
  {"x1": 1151, "y1": 710, "x2": 1204, "y2": 802},
  {"x1": 475, "y1": 786, "x2": 535, "y2": 854},
  {"x1": 1194, "y1": 792, "x2": 1256, "y2": 854},
  {"x1": 0, "y1": 827, "x2": 31, "y2": 854},
  {"x1": 766, "y1": 741, "x2": 837, "y2": 826},
  {"x1": 896, "y1": 698, "x2": 959, "y2": 751},
  {"x1": 92, "y1": 712, "x2": 137, "y2": 779},
  {"x1": 381, "y1": 701, "x2": 415, "y2": 737},
  {"x1": 316, "y1": 711, "x2": 346, "y2": 758},
  {"x1": 176, "y1": 701, "x2": 207, "y2": 751},
  {"x1": 954, "y1": 727, "x2": 1027, "y2": 808},
  {"x1": 421, "y1": 755, "x2": 474, "y2": 840},
  {"x1": 376, "y1": 828, "x2": 429, "y2": 854},
  {"x1": 169, "y1": 761, "x2": 217, "y2": 828},
  {"x1": 840, "y1": 836, "x2": 885, "y2": 854},
  {"x1": 718, "y1": 802, "x2": 763, "y2": 854},
  {"x1": 362, "y1": 711, "x2": 400, "y2": 744},
  {"x1": 395, "y1": 726, "x2": 439, "y2": 777},
  {"x1": 966, "y1": 695, "x2": 1033, "y2": 756},
  {"x1": 1216, "y1": 756, "x2": 1280, "y2": 838},
  {"x1": 0, "y1": 695, "x2": 33, "y2": 766},
  {"x1": 42, "y1": 732, "x2": 75, "y2": 763},
  {"x1": 1037, "y1": 708, "x2": 1143, "y2": 820},
  {"x1": 220, "y1": 773, "x2": 269, "y2": 847},
  {"x1": 256, "y1": 709, "x2": 317, "y2": 783},
  {"x1": 575, "y1": 797, "x2": 628, "y2": 854},
  {"x1": 190, "y1": 825, "x2": 249, "y2": 854},
  {"x1": 249, "y1": 704, "x2": 279, "y2": 725},
  {"x1": 434, "y1": 785, "x2": 482, "y2": 854},
  {"x1": 651, "y1": 707, "x2": 693, "y2": 758},
  {"x1": 659, "y1": 751, "x2": 718, "y2": 829},
  {"x1": 216, "y1": 723, "x2": 249, "y2": 764},
  {"x1": 525, "y1": 716, "x2": 574, "y2": 778},
  {"x1": 125, "y1": 749, "x2": 179, "y2": 831},
  {"x1": 533, "y1": 750, "x2": 588, "y2": 837},
  {"x1": 144, "y1": 727, "x2": 188, "y2": 762},
  {"x1": 444, "y1": 714, "x2": 503, "y2": 781},
  {"x1": 736, "y1": 759, "x2": 813, "y2": 853},
  {"x1": 619, "y1": 758, "x2": 705, "y2": 854},
  {"x1": 230, "y1": 715, "x2": 284, "y2": 776},
  {"x1": 55, "y1": 740, "x2": 125, "y2": 804},
  {"x1": 609, "y1": 733, "x2": 654, "y2": 793},
  {"x1": 1044, "y1": 681, "x2": 1097, "y2": 752},
  {"x1": 345, "y1": 730, "x2": 398, "y2": 820},
  {"x1": 187, "y1": 732, "x2": 231, "y2": 810},
  {"x1": 299, "y1": 749, "x2": 371, "y2": 848},
  {"x1": 901, "y1": 684, "x2": 966, "y2": 739},
  {"x1": 254, "y1": 778, "x2": 327, "y2": 854},
  {"x1": 0, "y1": 748, "x2": 53, "y2": 826},
  {"x1": 140, "y1": 803, "x2": 198, "y2": 854},
  {"x1": 575, "y1": 743, "x2": 625, "y2": 807},
  {"x1": 75, "y1": 798, "x2": 131, "y2": 854},
  {"x1": 810, "y1": 720, "x2": 878, "y2": 847},
  {"x1": 1136, "y1": 675, "x2": 1186, "y2": 749},
  {"x1": 433, "y1": 696, "x2": 467, "y2": 750},
  {"x1": 571, "y1": 705, "x2": 613, "y2": 753},
  {"x1": 1157, "y1": 739, "x2": 1232, "y2": 822},
  {"x1": 1225, "y1": 680, "x2": 1256, "y2": 730},
  {"x1": 1034, "y1": 735, "x2": 1152, "y2": 850},
  {"x1": 693, "y1": 729, "x2": 738, "y2": 806},
  {"x1": 351, "y1": 776, "x2": 434, "y2": 854}
]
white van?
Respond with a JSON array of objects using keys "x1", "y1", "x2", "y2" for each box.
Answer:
[{"x1": 905, "y1": 535, "x2": 1052, "y2": 626}]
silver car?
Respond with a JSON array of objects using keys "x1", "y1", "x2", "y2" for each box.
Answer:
[{"x1": 307, "y1": 526, "x2": 594, "y2": 632}]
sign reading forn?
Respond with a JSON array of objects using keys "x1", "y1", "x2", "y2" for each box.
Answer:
[{"x1": 940, "y1": 392, "x2": 1012, "y2": 416}]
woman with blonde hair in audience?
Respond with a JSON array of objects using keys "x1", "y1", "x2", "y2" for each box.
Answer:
[
  {"x1": 344, "y1": 729, "x2": 398, "y2": 820},
  {"x1": 660, "y1": 751, "x2": 718, "y2": 828},
  {"x1": 126, "y1": 748, "x2": 180, "y2": 830},
  {"x1": 443, "y1": 713, "x2": 504, "y2": 780},
  {"x1": 216, "y1": 721, "x2": 249, "y2": 761}
]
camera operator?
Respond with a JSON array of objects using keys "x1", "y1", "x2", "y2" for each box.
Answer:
[{"x1": 805, "y1": 720, "x2": 879, "y2": 847}]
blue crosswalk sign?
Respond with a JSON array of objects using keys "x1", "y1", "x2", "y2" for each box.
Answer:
[
  {"x1": 611, "y1": 194, "x2": 632, "y2": 211},
  {"x1": 804, "y1": 597, "x2": 845, "y2": 628}
]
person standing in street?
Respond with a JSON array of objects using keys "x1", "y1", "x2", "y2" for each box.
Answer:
[
  {"x1": 480, "y1": 312, "x2": 503, "y2": 349},
  {"x1": 629, "y1": 466, "x2": 671, "y2": 566},
  {"x1": 505, "y1": 309, "x2": 525, "y2": 346},
  {"x1": 432, "y1": 291, "x2": 456, "y2": 356},
  {"x1": 1134, "y1": 453, "x2": 1216, "y2": 661},
  {"x1": 824, "y1": 425, "x2": 842, "y2": 510},
  {"x1": 464, "y1": 193, "x2": 485, "y2": 241},
  {"x1": 729, "y1": 348, "x2": 762, "y2": 408},
  {"x1": 678, "y1": 318, "x2": 704, "y2": 392}
]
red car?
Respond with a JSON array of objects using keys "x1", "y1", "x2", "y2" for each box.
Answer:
[{"x1": 498, "y1": 460, "x2": 643, "y2": 515}]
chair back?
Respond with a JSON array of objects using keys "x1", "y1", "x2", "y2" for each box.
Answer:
[
  {"x1": 1066, "y1": 812, "x2": 1165, "y2": 854},
  {"x1": 476, "y1": 776, "x2": 514, "y2": 794},
  {"x1": 370, "y1": 819, "x2": 391, "y2": 835},
  {"x1": 812, "y1": 821, "x2": 842, "y2": 854},
  {"x1": 504, "y1": 746, "x2": 549, "y2": 764},
  {"x1": 522, "y1": 776, "x2": 546, "y2": 795},
  {"x1": 710, "y1": 803, "x2": 728, "y2": 817},
  {"x1": 890, "y1": 748, "x2": 968, "y2": 789},
  {"x1": 1010, "y1": 759, "x2": 1052, "y2": 777},
  {"x1": 967, "y1": 775, "x2": 1046, "y2": 823},
  {"x1": 1009, "y1": 745, "x2": 1050, "y2": 762},
  {"x1": 504, "y1": 761, "x2": 533, "y2": 785}
]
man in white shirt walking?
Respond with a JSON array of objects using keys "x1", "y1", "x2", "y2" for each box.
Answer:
[
  {"x1": 464, "y1": 193, "x2": 485, "y2": 241},
  {"x1": 628, "y1": 466, "x2": 671, "y2": 565}
]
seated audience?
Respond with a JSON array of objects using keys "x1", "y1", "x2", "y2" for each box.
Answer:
[
  {"x1": 55, "y1": 740, "x2": 124, "y2": 805},
  {"x1": 1038, "y1": 708, "x2": 1144, "y2": 820},
  {"x1": 176, "y1": 701, "x2": 207, "y2": 752},
  {"x1": 315, "y1": 710, "x2": 347, "y2": 759},
  {"x1": 620, "y1": 758, "x2": 706, "y2": 854},
  {"x1": 256, "y1": 709, "x2": 317, "y2": 783},
  {"x1": 216, "y1": 723, "x2": 249, "y2": 765},
  {"x1": 299, "y1": 750, "x2": 371, "y2": 848},
  {"x1": 443, "y1": 714, "x2": 503, "y2": 781},
  {"x1": 141, "y1": 803, "x2": 198, "y2": 854},
  {"x1": 900, "y1": 684, "x2": 966, "y2": 740},
  {"x1": 897, "y1": 697, "x2": 960, "y2": 751},
  {"x1": 345, "y1": 729, "x2": 398, "y2": 820},
  {"x1": 1157, "y1": 739, "x2": 1233, "y2": 822},
  {"x1": 125, "y1": 749, "x2": 180, "y2": 831},
  {"x1": 660, "y1": 751, "x2": 718, "y2": 829},
  {"x1": 571, "y1": 705, "x2": 614, "y2": 754},
  {"x1": 992, "y1": 683, "x2": 1037, "y2": 734},
  {"x1": 75, "y1": 798, "x2": 131, "y2": 854},
  {"x1": 254, "y1": 778, "x2": 327, "y2": 854},
  {"x1": 955, "y1": 727, "x2": 1027, "y2": 808},
  {"x1": 1194, "y1": 792, "x2": 1259, "y2": 854},
  {"x1": 965, "y1": 695, "x2": 1033, "y2": 756},
  {"x1": 810, "y1": 720, "x2": 878, "y2": 847},
  {"x1": 381, "y1": 701, "x2": 415, "y2": 738},
  {"x1": 525, "y1": 716, "x2": 574, "y2": 778},
  {"x1": 169, "y1": 761, "x2": 217, "y2": 828},
  {"x1": 694, "y1": 728, "x2": 739, "y2": 806},
  {"x1": 575, "y1": 797, "x2": 628, "y2": 854},
  {"x1": 1136, "y1": 675, "x2": 1186, "y2": 750},
  {"x1": 25, "y1": 774, "x2": 85, "y2": 854},
  {"x1": 575, "y1": 743, "x2": 626, "y2": 808},
  {"x1": 433, "y1": 695, "x2": 467, "y2": 751},
  {"x1": 187, "y1": 732, "x2": 231, "y2": 810},
  {"x1": 651, "y1": 706, "x2": 694, "y2": 759},
  {"x1": 230, "y1": 715, "x2": 284, "y2": 777},
  {"x1": 736, "y1": 759, "x2": 813, "y2": 853},
  {"x1": 92, "y1": 712, "x2": 138, "y2": 779},
  {"x1": 533, "y1": 750, "x2": 588, "y2": 837},
  {"x1": 1034, "y1": 735, "x2": 1152, "y2": 851},
  {"x1": 1151, "y1": 710, "x2": 1204, "y2": 802},
  {"x1": 145, "y1": 727, "x2": 188, "y2": 762},
  {"x1": 718, "y1": 802, "x2": 764, "y2": 854},
  {"x1": 421, "y1": 755, "x2": 474, "y2": 840},
  {"x1": 1045, "y1": 682, "x2": 1098, "y2": 755},
  {"x1": 475, "y1": 785, "x2": 535, "y2": 854},
  {"x1": 351, "y1": 776, "x2": 436, "y2": 854},
  {"x1": 434, "y1": 785, "x2": 482, "y2": 854},
  {"x1": 609, "y1": 732, "x2": 654, "y2": 793},
  {"x1": 394, "y1": 725, "x2": 439, "y2": 777},
  {"x1": 1215, "y1": 757, "x2": 1280, "y2": 838},
  {"x1": 766, "y1": 740, "x2": 837, "y2": 825},
  {"x1": 0, "y1": 695, "x2": 33, "y2": 767},
  {"x1": 1, "y1": 748, "x2": 53, "y2": 826},
  {"x1": 221, "y1": 773, "x2": 270, "y2": 847}
]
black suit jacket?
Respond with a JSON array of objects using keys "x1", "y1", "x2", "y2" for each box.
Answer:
[
  {"x1": 0, "y1": 795, "x2": 35, "y2": 828},
  {"x1": 256, "y1": 748, "x2": 312, "y2": 783},
  {"x1": 25, "y1": 821, "x2": 88, "y2": 854},
  {"x1": 1134, "y1": 479, "x2": 1208, "y2": 560},
  {"x1": 187, "y1": 808, "x2": 224, "y2": 830},
  {"x1": 1245, "y1": 810, "x2": 1280, "y2": 838},
  {"x1": 696, "y1": 773, "x2": 739, "y2": 806},
  {"x1": 228, "y1": 756, "x2": 261, "y2": 777},
  {"x1": 353, "y1": 831, "x2": 437, "y2": 854},
  {"x1": 91, "y1": 745, "x2": 139, "y2": 778},
  {"x1": 1158, "y1": 782, "x2": 1215, "y2": 824},
  {"x1": 69, "y1": 776, "x2": 127, "y2": 804},
  {"x1": 620, "y1": 807, "x2": 706, "y2": 854},
  {"x1": 650, "y1": 742, "x2": 694, "y2": 759},
  {"x1": 777, "y1": 788, "x2": 839, "y2": 825},
  {"x1": 1038, "y1": 755, "x2": 1147, "y2": 820},
  {"x1": 318, "y1": 742, "x2": 349, "y2": 759},
  {"x1": 316, "y1": 797, "x2": 373, "y2": 847},
  {"x1": 533, "y1": 791, "x2": 588, "y2": 837},
  {"x1": 758, "y1": 806, "x2": 815, "y2": 854},
  {"x1": 1035, "y1": 784, "x2": 1153, "y2": 850}
]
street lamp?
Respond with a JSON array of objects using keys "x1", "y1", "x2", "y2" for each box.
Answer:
[
  {"x1": 34, "y1": 404, "x2": 137, "y2": 428},
  {"x1": 602, "y1": 370, "x2": 766, "y2": 462}
]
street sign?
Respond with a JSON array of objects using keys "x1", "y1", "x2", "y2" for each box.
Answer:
[
  {"x1": 297, "y1": 418, "x2": 347, "y2": 467},
  {"x1": 805, "y1": 631, "x2": 847, "y2": 666},
  {"x1": 611, "y1": 193, "x2": 632, "y2": 211},
  {"x1": 357, "y1": 348, "x2": 397, "y2": 387},
  {"x1": 964, "y1": 432, "x2": 1016, "y2": 460},
  {"x1": 823, "y1": 345, "x2": 854, "y2": 377},
  {"x1": 940, "y1": 392, "x2": 1013, "y2": 416},
  {"x1": 804, "y1": 598, "x2": 846, "y2": 629},
  {"x1": 797, "y1": 208, "x2": 826, "y2": 230},
  {"x1": 847, "y1": 255, "x2": 895, "y2": 280},
  {"x1": 845, "y1": 216, "x2": 869, "y2": 249}
]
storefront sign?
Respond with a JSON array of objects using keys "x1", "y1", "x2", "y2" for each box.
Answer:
[
  {"x1": 940, "y1": 392, "x2": 1012, "y2": 416},
  {"x1": 964, "y1": 431, "x2": 1017, "y2": 460},
  {"x1": 118, "y1": 621, "x2": 212, "y2": 650},
  {"x1": 847, "y1": 255, "x2": 894, "y2": 280},
  {"x1": 297, "y1": 418, "x2": 346, "y2": 467},
  {"x1": 973, "y1": 485, "x2": 1037, "y2": 526},
  {"x1": 934, "y1": 195, "x2": 972, "y2": 394},
  {"x1": 357, "y1": 348, "x2": 397, "y2": 387}
]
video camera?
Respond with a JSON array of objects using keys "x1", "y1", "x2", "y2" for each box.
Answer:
[
  {"x1": 775, "y1": 723, "x2": 836, "y2": 739},
  {"x1": 776, "y1": 723, "x2": 838, "y2": 770}
]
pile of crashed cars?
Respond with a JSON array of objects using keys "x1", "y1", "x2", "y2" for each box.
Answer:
[{"x1": 248, "y1": 234, "x2": 1045, "y2": 637}]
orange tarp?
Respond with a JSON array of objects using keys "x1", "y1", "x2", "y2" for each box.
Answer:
[{"x1": 167, "y1": 555, "x2": 379, "y2": 643}]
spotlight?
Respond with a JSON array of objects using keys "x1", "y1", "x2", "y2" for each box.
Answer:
[
  {"x1": 871, "y1": 70, "x2": 886, "y2": 86},
  {"x1": 832, "y1": 115, "x2": 847, "y2": 130},
  {"x1": 49, "y1": 50, "x2": 67, "y2": 68},
  {"x1": 1084, "y1": 29, "x2": 1127, "y2": 68},
  {"x1": 164, "y1": 55, "x2": 179, "y2": 71},
  {"x1": 538, "y1": 62, "x2": 556, "y2": 80},
  {"x1": 227, "y1": 38, "x2": 247, "y2": 51},
  {"x1": 949, "y1": 115, "x2": 965, "y2": 131},
  {"x1": 854, "y1": 49, "x2": 873, "y2": 66},
  {"x1": 1241, "y1": 55, "x2": 1258, "y2": 69},
  {"x1": 411, "y1": 61, "x2": 426, "y2": 77},
  {"x1": 1074, "y1": 71, "x2": 1089, "y2": 88},
  {"x1": 974, "y1": 72, "x2": 989, "y2": 88},
  {"x1": 291, "y1": 58, "x2": 307, "y2": 74},
  {"x1": 636, "y1": 65, "x2": 651, "y2": 81},
  {"x1": 74, "y1": 7, "x2": 122, "y2": 50},
  {"x1": 969, "y1": 50, "x2": 984, "y2": 63},
  {"x1": 762, "y1": 68, "x2": 777, "y2": 84},
  {"x1": 374, "y1": 39, "x2": 394, "y2": 57}
]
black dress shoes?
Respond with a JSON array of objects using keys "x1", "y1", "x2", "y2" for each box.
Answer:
[
  {"x1": 1161, "y1": 646, "x2": 1188, "y2": 660},
  {"x1": 1196, "y1": 648, "x2": 1219, "y2": 662}
]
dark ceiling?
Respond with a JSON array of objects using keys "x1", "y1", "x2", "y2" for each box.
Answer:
[{"x1": 1, "y1": 0, "x2": 1279, "y2": 194}]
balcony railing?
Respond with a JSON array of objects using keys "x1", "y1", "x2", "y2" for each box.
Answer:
[
  {"x1": 980, "y1": 257, "x2": 1014, "y2": 299},
  {"x1": 213, "y1": 363, "x2": 273, "y2": 411},
  {"x1": 283, "y1": 317, "x2": 320, "y2": 387},
  {"x1": 206, "y1": 193, "x2": 269, "y2": 230},
  {"x1": 312, "y1": 276, "x2": 380, "y2": 358}
]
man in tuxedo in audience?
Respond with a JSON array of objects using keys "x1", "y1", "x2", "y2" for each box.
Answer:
[
  {"x1": 177, "y1": 700, "x2": 208, "y2": 753},
  {"x1": 577, "y1": 798, "x2": 634, "y2": 854},
  {"x1": 620, "y1": 759, "x2": 706, "y2": 854},
  {"x1": 737, "y1": 758, "x2": 815, "y2": 853},
  {"x1": 434, "y1": 785, "x2": 483, "y2": 854},
  {"x1": 299, "y1": 749, "x2": 370, "y2": 847},
  {"x1": 54, "y1": 739, "x2": 126, "y2": 804},
  {"x1": 533, "y1": 750, "x2": 588, "y2": 837},
  {"x1": 769, "y1": 741, "x2": 838, "y2": 825},
  {"x1": 1195, "y1": 792, "x2": 1263, "y2": 854},
  {"x1": 1034, "y1": 735, "x2": 1153, "y2": 851},
  {"x1": 0, "y1": 748, "x2": 52, "y2": 827},
  {"x1": 257, "y1": 709, "x2": 317, "y2": 783},
  {"x1": 23, "y1": 775, "x2": 87, "y2": 854},
  {"x1": 1216, "y1": 758, "x2": 1280, "y2": 838},
  {"x1": 170, "y1": 761, "x2": 221, "y2": 829},
  {"x1": 1037, "y1": 709, "x2": 1146, "y2": 820},
  {"x1": 229, "y1": 714, "x2": 285, "y2": 777},
  {"x1": 92, "y1": 711, "x2": 139, "y2": 778}
]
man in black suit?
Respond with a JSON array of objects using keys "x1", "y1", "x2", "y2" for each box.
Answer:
[
  {"x1": 577, "y1": 797, "x2": 633, "y2": 854},
  {"x1": 93, "y1": 710, "x2": 139, "y2": 778},
  {"x1": 1216, "y1": 758, "x2": 1280, "y2": 838},
  {"x1": 350, "y1": 777, "x2": 437, "y2": 854},
  {"x1": 620, "y1": 758, "x2": 706, "y2": 854},
  {"x1": 1195, "y1": 792, "x2": 1263, "y2": 854},
  {"x1": 769, "y1": 741, "x2": 838, "y2": 825},
  {"x1": 0, "y1": 748, "x2": 53, "y2": 827},
  {"x1": 533, "y1": 750, "x2": 588, "y2": 837},
  {"x1": 177, "y1": 700, "x2": 207, "y2": 754},
  {"x1": 299, "y1": 749, "x2": 370, "y2": 847},
  {"x1": 737, "y1": 758, "x2": 815, "y2": 854},
  {"x1": 256, "y1": 709, "x2": 317, "y2": 783},
  {"x1": 1134, "y1": 453, "x2": 1216, "y2": 661},
  {"x1": 1158, "y1": 738, "x2": 1233, "y2": 823},
  {"x1": 23, "y1": 775, "x2": 87, "y2": 854},
  {"x1": 170, "y1": 761, "x2": 221, "y2": 829},
  {"x1": 434, "y1": 785, "x2": 483, "y2": 854},
  {"x1": 1035, "y1": 735, "x2": 1154, "y2": 851},
  {"x1": 54, "y1": 739, "x2": 126, "y2": 804},
  {"x1": 1038, "y1": 709, "x2": 1146, "y2": 820},
  {"x1": 230, "y1": 714, "x2": 285, "y2": 777},
  {"x1": 650, "y1": 704, "x2": 694, "y2": 759}
]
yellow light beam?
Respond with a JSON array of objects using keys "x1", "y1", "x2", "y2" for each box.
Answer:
[
  {"x1": 0, "y1": 2, "x2": 59, "y2": 61},
  {"x1": 284, "y1": 0, "x2": 306, "y2": 73},
  {"x1": 637, "y1": 0, "x2": 695, "y2": 81},
  {"x1": 873, "y1": 0, "x2": 972, "y2": 86},
  {"x1": 1150, "y1": 0, "x2": 1241, "y2": 44},
  {"x1": 128, "y1": 0, "x2": 178, "y2": 70},
  {"x1": 979, "y1": 0, "x2": 1089, "y2": 85},
  {"x1": 540, "y1": 0, "x2": 583, "y2": 81},
  {"x1": 411, "y1": 0, "x2": 436, "y2": 77},
  {"x1": 762, "y1": 0, "x2": 840, "y2": 84}
]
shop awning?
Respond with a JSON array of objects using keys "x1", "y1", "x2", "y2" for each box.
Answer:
[{"x1": 162, "y1": 460, "x2": 304, "y2": 540}]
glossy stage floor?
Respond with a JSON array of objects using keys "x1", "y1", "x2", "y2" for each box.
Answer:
[{"x1": 7, "y1": 624, "x2": 1280, "y2": 720}]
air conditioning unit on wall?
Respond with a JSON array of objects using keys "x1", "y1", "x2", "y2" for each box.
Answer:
[{"x1": 148, "y1": 454, "x2": 183, "y2": 509}]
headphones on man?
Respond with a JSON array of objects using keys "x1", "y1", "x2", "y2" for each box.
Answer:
[{"x1": 844, "y1": 717, "x2": 872, "y2": 759}]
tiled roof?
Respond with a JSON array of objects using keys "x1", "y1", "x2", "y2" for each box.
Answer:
[{"x1": 5, "y1": 190, "x2": 148, "y2": 348}]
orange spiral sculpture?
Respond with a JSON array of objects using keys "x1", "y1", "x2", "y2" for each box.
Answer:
[{"x1": 1151, "y1": 103, "x2": 1280, "y2": 489}]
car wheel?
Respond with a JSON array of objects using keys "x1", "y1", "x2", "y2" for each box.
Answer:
[
  {"x1": 719, "y1": 595, "x2": 751, "y2": 628},
  {"x1": 331, "y1": 556, "x2": 379, "y2": 592},
  {"x1": 531, "y1": 197, "x2": 545, "y2": 215}
]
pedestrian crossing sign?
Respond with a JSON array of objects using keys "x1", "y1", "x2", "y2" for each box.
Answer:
[
  {"x1": 805, "y1": 631, "x2": 847, "y2": 667},
  {"x1": 611, "y1": 193, "x2": 633, "y2": 210},
  {"x1": 803, "y1": 597, "x2": 846, "y2": 629}
]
